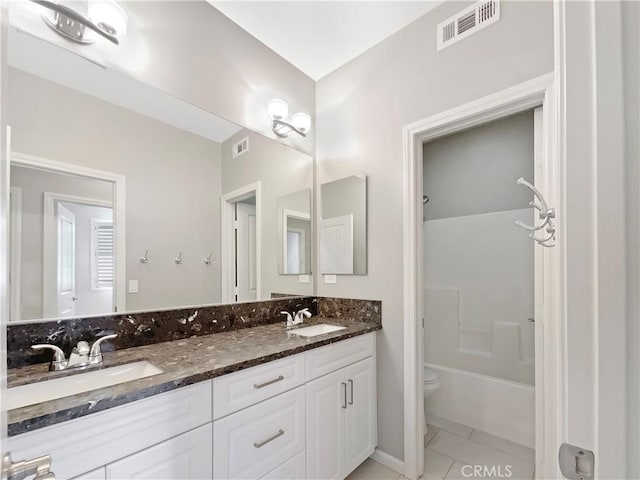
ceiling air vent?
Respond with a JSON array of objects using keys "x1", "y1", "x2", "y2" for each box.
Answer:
[{"x1": 437, "y1": 0, "x2": 500, "y2": 51}]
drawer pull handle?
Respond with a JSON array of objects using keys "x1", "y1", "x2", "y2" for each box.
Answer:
[
  {"x1": 348, "y1": 379, "x2": 354, "y2": 405},
  {"x1": 342, "y1": 382, "x2": 347, "y2": 409},
  {"x1": 253, "y1": 429, "x2": 285, "y2": 448},
  {"x1": 254, "y1": 375, "x2": 285, "y2": 389}
]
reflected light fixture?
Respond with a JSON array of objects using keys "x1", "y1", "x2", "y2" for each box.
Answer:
[
  {"x1": 267, "y1": 99, "x2": 311, "y2": 138},
  {"x1": 32, "y1": 0, "x2": 127, "y2": 45}
]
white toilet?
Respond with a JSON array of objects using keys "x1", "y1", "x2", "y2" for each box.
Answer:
[{"x1": 423, "y1": 365, "x2": 440, "y2": 435}]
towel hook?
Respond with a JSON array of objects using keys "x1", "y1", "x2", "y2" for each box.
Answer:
[
  {"x1": 515, "y1": 177, "x2": 556, "y2": 248},
  {"x1": 175, "y1": 252, "x2": 183, "y2": 265},
  {"x1": 204, "y1": 253, "x2": 213, "y2": 265},
  {"x1": 139, "y1": 250, "x2": 150, "y2": 264}
]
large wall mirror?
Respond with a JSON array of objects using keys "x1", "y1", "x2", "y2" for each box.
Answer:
[
  {"x1": 319, "y1": 174, "x2": 367, "y2": 275},
  {"x1": 7, "y1": 27, "x2": 314, "y2": 322}
]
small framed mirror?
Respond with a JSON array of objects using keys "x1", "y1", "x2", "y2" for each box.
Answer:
[
  {"x1": 319, "y1": 174, "x2": 367, "y2": 275},
  {"x1": 277, "y1": 189, "x2": 312, "y2": 275}
]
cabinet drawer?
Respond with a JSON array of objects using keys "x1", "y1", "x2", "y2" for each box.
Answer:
[
  {"x1": 261, "y1": 451, "x2": 306, "y2": 480},
  {"x1": 106, "y1": 423, "x2": 212, "y2": 480},
  {"x1": 71, "y1": 467, "x2": 105, "y2": 480},
  {"x1": 8, "y1": 381, "x2": 212, "y2": 480},
  {"x1": 213, "y1": 387, "x2": 305, "y2": 479},
  {"x1": 306, "y1": 332, "x2": 375, "y2": 380},
  {"x1": 213, "y1": 354, "x2": 305, "y2": 419}
]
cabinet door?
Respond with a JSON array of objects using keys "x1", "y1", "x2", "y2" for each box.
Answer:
[
  {"x1": 306, "y1": 369, "x2": 346, "y2": 480},
  {"x1": 344, "y1": 357, "x2": 377, "y2": 476},
  {"x1": 106, "y1": 424, "x2": 212, "y2": 479},
  {"x1": 261, "y1": 451, "x2": 305, "y2": 480}
]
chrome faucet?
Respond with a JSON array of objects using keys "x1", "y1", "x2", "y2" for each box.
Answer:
[
  {"x1": 32, "y1": 334, "x2": 118, "y2": 371},
  {"x1": 281, "y1": 308, "x2": 312, "y2": 329}
]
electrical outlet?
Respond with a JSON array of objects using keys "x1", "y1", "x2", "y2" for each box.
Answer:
[{"x1": 324, "y1": 274, "x2": 337, "y2": 284}]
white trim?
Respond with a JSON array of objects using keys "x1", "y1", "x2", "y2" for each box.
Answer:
[
  {"x1": 402, "y1": 73, "x2": 561, "y2": 480},
  {"x1": 221, "y1": 182, "x2": 262, "y2": 302},
  {"x1": 9, "y1": 186, "x2": 21, "y2": 322},
  {"x1": 369, "y1": 449, "x2": 404, "y2": 475},
  {"x1": 11, "y1": 152, "x2": 126, "y2": 317}
]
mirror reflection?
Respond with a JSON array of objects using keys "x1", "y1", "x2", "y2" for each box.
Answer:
[
  {"x1": 8, "y1": 28, "x2": 314, "y2": 322},
  {"x1": 320, "y1": 174, "x2": 367, "y2": 275},
  {"x1": 277, "y1": 189, "x2": 311, "y2": 275}
]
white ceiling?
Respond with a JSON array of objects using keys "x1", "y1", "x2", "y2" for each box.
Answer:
[{"x1": 210, "y1": 1, "x2": 444, "y2": 80}]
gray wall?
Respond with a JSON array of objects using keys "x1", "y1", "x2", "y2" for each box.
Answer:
[
  {"x1": 316, "y1": 1, "x2": 553, "y2": 460},
  {"x1": 624, "y1": 0, "x2": 640, "y2": 476},
  {"x1": 10, "y1": 166, "x2": 113, "y2": 320},
  {"x1": 423, "y1": 110, "x2": 534, "y2": 220},
  {"x1": 11, "y1": 1, "x2": 316, "y2": 157},
  {"x1": 221, "y1": 129, "x2": 314, "y2": 298},
  {"x1": 9, "y1": 68, "x2": 223, "y2": 314}
]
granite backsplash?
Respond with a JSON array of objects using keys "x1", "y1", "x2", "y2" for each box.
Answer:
[{"x1": 7, "y1": 296, "x2": 381, "y2": 369}]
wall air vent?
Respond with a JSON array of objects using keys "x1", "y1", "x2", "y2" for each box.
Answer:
[
  {"x1": 437, "y1": 0, "x2": 500, "y2": 51},
  {"x1": 232, "y1": 136, "x2": 249, "y2": 159}
]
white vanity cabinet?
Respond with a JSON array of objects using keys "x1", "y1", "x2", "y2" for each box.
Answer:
[
  {"x1": 9, "y1": 332, "x2": 377, "y2": 480},
  {"x1": 305, "y1": 339, "x2": 377, "y2": 480}
]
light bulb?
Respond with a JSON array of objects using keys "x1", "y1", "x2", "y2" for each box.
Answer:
[
  {"x1": 291, "y1": 112, "x2": 311, "y2": 133},
  {"x1": 267, "y1": 98, "x2": 288, "y2": 120}
]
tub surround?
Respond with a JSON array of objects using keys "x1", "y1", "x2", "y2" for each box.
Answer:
[
  {"x1": 7, "y1": 299, "x2": 381, "y2": 436},
  {"x1": 8, "y1": 296, "x2": 381, "y2": 369}
]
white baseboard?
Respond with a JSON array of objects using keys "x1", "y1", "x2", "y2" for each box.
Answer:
[{"x1": 369, "y1": 448, "x2": 405, "y2": 475}]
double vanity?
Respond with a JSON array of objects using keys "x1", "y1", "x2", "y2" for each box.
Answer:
[{"x1": 6, "y1": 297, "x2": 381, "y2": 480}]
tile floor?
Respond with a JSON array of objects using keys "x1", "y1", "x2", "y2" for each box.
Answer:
[{"x1": 346, "y1": 419, "x2": 535, "y2": 480}]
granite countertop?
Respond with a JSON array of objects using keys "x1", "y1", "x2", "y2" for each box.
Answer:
[{"x1": 7, "y1": 317, "x2": 381, "y2": 436}]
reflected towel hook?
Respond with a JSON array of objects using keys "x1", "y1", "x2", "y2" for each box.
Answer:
[
  {"x1": 204, "y1": 253, "x2": 213, "y2": 265},
  {"x1": 175, "y1": 252, "x2": 183, "y2": 265},
  {"x1": 139, "y1": 250, "x2": 149, "y2": 264}
]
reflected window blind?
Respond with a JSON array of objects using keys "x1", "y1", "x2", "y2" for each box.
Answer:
[{"x1": 92, "y1": 219, "x2": 114, "y2": 290}]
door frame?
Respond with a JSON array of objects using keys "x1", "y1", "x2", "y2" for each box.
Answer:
[
  {"x1": 402, "y1": 73, "x2": 561, "y2": 479},
  {"x1": 221, "y1": 181, "x2": 262, "y2": 302},
  {"x1": 8, "y1": 186, "x2": 21, "y2": 322},
  {"x1": 282, "y1": 208, "x2": 310, "y2": 274},
  {"x1": 42, "y1": 192, "x2": 113, "y2": 318},
  {"x1": 11, "y1": 152, "x2": 126, "y2": 319}
]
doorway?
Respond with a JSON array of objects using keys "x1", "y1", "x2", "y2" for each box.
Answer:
[
  {"x1": 221, "y1": 182, "x2": 262, "y2": 303},
  {"x1": 401, "y1": 75, "x2": 561, "y2": 480},
  {"x1": 43, "y1": 195, "x2": 114, "y2": 318},
  {"x1": 421, "y1": 109, "x2": 538, "y2": 478},
  {"x1": 9, "y1": 153, "x2": 126, "y2": 321}
]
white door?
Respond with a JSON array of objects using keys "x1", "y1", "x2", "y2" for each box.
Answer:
[
  {"x1": 106, "y1": 424, "x2": 212, "y2": 479},
  {"x1": 344, "y1": 357, "x2": 377, "y2": 476},
  {"x1": 235, "y1": 202, "x2": 257, "y2": 302},
  {"x1": 306, "y1": 369, "x2": 346, "y2": 480},
  {"x1": 320, "y1": 214, "x2": 354, "y2": 274},
  {"x1": 57, "y1": 203, "x2": 76, "y2": 317}
]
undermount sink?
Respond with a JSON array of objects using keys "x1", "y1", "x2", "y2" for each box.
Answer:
[
  {"x1": 290, "y1": 323, "x2": 346, "y2": 338},
  {"x1": 7, "y1": 361, "x2": 163, "y2": 410}
]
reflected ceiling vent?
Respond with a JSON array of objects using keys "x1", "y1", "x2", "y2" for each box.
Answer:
[
  {"x1": 232, "y1": 137, "x2": 249, "y2": 159},
  {"x1": 437, "y1": 0, "x2": 500, "y2": 51}
]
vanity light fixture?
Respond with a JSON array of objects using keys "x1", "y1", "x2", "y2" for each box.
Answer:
[
  {"x1": 267, "y1": 99, "x2": 311, "y2": 138},
  {"x1": 32, "y1": 0, "x2": 127, "y2": 45}
]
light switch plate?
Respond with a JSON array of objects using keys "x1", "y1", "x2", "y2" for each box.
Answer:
[
  {"x1": 299, "y1": 274, "x2": 310, "y2": 283},
  {"x1": 128, "y1": 279, "x2": 139, "y2": 293},
  {"x1": 324, "y1": 274, "x2": 337, "y2": 284}
]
